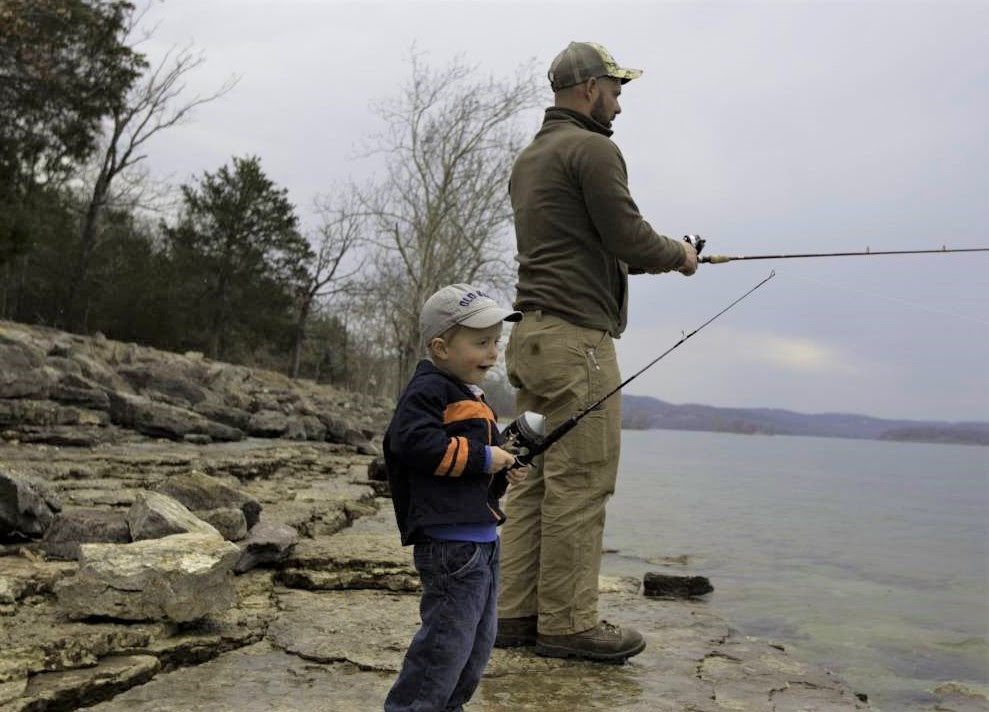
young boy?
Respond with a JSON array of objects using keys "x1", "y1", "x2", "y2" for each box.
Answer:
[{"x1": 383, "y1": 283, "x2": 530, "y2": 712}]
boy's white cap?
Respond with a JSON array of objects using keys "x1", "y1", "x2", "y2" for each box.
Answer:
[{"x1": 420, "y1": 283, "x2": 522, "y2": 344}]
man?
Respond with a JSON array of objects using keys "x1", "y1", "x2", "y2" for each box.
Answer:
[{"x1": 496, "y1": 41, "x2": 698, "y2": 663}]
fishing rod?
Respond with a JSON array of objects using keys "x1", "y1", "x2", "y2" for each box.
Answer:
[
  {"x1": 502, "y1": 270, "x2": 777, "y2": 465},
  {"x1": 699, "y1": 245, "x2": 989, "y2": 264}
]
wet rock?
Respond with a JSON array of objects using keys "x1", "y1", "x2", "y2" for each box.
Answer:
[
  {"x1": 127, "y1": 491, "x2": 222, "y2": 541},
  {"x1": 643, "y1": 571, "x2": 714, "y2": 599},
  {"x1": 0, "y1": 469, "x2": 62, "y2": 539},
  {"x1": 154, "y1": 471, "x2": 262, "y2": 529},
  {"x1": 41, "y1": 509, "x2": 131, "y2": 560},
  {"x1": 56, "y1": 532, "x2": 241, "y2": 622},
  {"x1": 234, "y1": 521, "x2": 298, "y2": 573},
  {"x1": 932, "y1": 682, "x2": 989, "y2": 712}
]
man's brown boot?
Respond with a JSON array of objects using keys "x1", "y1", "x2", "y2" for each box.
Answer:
[
  {"x1": 494, "y1": 615, "x2": 538, "y2": 648},
  {"x1": 535, "y1": 621, "x2": 645, "y2": 663}
]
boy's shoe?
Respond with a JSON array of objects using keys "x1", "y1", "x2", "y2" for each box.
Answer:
[
  {"x1": 494, "y1": 615, "x2": 538, "y2": 647},
  {"x1": 534, "y1": 621, "x2": 645, "y2": 663}
]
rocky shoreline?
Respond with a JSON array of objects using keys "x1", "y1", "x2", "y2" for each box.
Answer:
[{"x1": 1, "y1": 319, "x2": 980, "y2": 711}]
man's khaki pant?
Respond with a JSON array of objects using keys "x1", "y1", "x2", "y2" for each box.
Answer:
[{"x1": 498, "y1": 311, "x2": 622, "y2": 635}]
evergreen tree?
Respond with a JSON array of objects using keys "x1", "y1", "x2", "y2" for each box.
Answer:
[{"x1": 164, "y1": 156, "x2": 312, "y2": 360}]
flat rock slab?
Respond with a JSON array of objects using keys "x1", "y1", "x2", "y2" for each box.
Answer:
[
  {"x1": 0, "y1": 555, "x2": 76, "y2": 607},
  {"x1": 86, "y1": 587, "x2": 871, "y2": 712},
  {"x1": 278, "y1": 532, "x2": 418, "y2": 591},
  {"x1": 1, "y1": 654, "x2": 159, "y2": 712}
]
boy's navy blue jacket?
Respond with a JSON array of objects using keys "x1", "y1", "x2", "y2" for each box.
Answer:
[{"x1": 385, "y1": 360, "x2": 509, "y2": 545}]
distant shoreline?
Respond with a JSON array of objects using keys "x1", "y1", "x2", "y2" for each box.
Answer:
[{"x1": 621, "y1": 393, "x2": 989, "y2": 446}]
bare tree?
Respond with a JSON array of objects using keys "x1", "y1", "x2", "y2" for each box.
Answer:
[
  {"x1": 290, "y1": 192, "x2": 366, "y2": 378},
  {"x1": 355, "y1": 49, "x2": 542, "y2": 392},
  {"x1": 63, "y1": 29, "x2": 238, "y2": 331}
]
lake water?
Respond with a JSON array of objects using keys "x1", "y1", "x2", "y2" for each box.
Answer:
[{"x1": 600, "y1": 429, "x2": 989, "y2": 711}]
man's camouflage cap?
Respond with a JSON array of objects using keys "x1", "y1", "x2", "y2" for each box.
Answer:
[{"x1": 547, "y1": 41, "x2": 643, "y2": 92}]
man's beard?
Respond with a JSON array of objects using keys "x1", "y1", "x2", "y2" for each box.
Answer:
[{"x1": 590, "y1": 95, "x2": 612, "y2": 129}]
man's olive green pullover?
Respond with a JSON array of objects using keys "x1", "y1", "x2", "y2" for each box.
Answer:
[{"x1": 509, "y1": 107, "x2": 687, "y2": 337}]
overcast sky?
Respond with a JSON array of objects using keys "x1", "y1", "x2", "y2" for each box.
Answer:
[{"x1": 138, "y1": 0, "x2": 988, "y2": 423}]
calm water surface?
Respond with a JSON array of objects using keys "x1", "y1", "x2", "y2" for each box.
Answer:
[{"x1": 602, "y1": 429, "x2": 989, "y2": 711}]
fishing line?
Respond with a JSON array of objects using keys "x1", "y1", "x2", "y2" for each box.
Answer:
[
  {"x1": 782, "y1": 273, "x2": 989, "y2": 327},
  {"x1": 516, "y1": 271, "x2": 776, "y2": 427}
]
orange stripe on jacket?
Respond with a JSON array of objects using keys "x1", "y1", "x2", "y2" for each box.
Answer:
[
  {"x1": 435, "y1": 436, "x2": 469, "y2": 477},
  {"x1": 449, "y1": 436, "x2": 469, "y2": 477},
  {"x1": 443, "y1": 400, "x2": 495, "y2": 425}
]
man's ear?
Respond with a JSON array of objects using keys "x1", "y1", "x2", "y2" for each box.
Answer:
[{"x1": 582, "y1": 76, "x2": 599, "y2": 100}]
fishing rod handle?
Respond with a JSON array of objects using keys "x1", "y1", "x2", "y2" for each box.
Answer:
[{"x1": 700, "y1": 255, "x2": 731, "y2": 263}]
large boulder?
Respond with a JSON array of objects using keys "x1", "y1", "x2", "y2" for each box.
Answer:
[
  {"x1": 41, "y1": 509, "x2": 131, "y2": 560},
  {"x1": 127, "y1": 491, "x2": 221, "y2": 541},
  {"x1": 0, "y1": 469, "x2": 62, "y2": 539},
  {"x1": 154, "y1": 472, "x2": 262, "y2": 530},
  {"x1": 55, "y1": 532, "x2": 241, "y2": 622}
]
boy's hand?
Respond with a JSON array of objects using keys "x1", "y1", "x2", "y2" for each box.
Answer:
[
  {"x1": 489, "y1": 446, "x2": 531, "y2": 485},
  {"x1": 488, "y1": 446, "x2": 520, "y2": 473}
]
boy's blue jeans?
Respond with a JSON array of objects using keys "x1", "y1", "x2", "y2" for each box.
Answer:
[{"x1": 384, "y1": 538, "x2": 499, "y2": 712}]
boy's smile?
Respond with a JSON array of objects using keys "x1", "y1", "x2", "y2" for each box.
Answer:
[{"x1": 431, "y1": 323, "x2": 504, "y2": 385}]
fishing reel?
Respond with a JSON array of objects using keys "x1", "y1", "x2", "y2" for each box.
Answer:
[
  {"x1": 500, "y1": 411, "x2": 547, "y2": 466},
  {"x1": 683, "y1": 234, "x2": 706, "y2": 255}
]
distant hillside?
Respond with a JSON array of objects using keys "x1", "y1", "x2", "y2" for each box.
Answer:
[{"x1": 621, "y1": 394, "x2": 989, "y2": 446}]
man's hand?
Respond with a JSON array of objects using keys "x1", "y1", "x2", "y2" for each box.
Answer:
[{"x1": 679, "y1": 240, "x2": 698, "y2": 276}]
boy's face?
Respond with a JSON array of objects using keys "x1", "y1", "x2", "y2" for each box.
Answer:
[{"x1": 431, "y1": 323, "x2": 503, "y2": 385}]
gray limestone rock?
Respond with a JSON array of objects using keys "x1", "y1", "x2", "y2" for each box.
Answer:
[
  {"x1": 277, "y1": 532, "x2": 416, "y2": 591},
  {"x1": 107, "y1": 392, "x2": 243, "y2": 442},
  {"x1": 196, "y1": 507, "x2": 248, "y2": 542},
  {"x1": 246, "y1": 410, "x2": 289, "y2": 437},
  {"x1": 234, "y1": 521, "x2": 299, "y2": 573},
  {"x1": 9, "y1": 654, "x2": 159, "y2": 711},
  {"x1": 127, "y1": 491, "x2": 222, "y2": 541},
  {"x1": 191, "y1": 401, "x2": 251, "y2": 430},
  {"x1": 116, "y1": 364, "x2": 209, "y2": 406},
  {"x1": 41, "y1": 509, "x2": 131, "y2": 560},
  {"x1": 56, "y1": 532, "x2": 241, "y2": 622},
  {"x1": 155, "y1": 471, "x2": 262, "y2": 529},
  {"x1": 0, "y1": 469, "x2": 62, "y2": 539}
]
